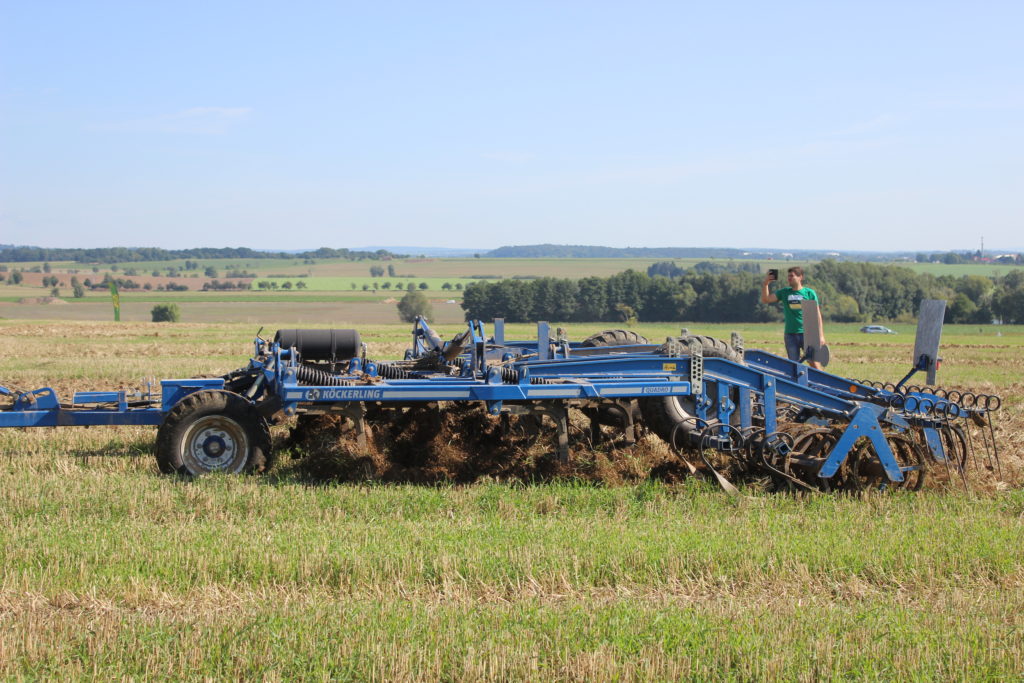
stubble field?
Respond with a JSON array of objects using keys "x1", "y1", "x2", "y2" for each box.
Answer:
[{"x1": 1, "y1": 318, "x2": 1023, "y2": 679}]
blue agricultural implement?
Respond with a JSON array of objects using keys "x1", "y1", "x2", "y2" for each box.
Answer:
[{"x1": 0, "y1": 301, "x2": 1003, "y2": 491}]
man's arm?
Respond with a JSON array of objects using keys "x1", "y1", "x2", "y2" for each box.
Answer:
[{"x1": 760, "y1": 275, "x2": 778, "y2": 303}]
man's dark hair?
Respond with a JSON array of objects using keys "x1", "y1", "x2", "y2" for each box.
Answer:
[{"x1": 787, "y1": 266, "x2": 804, "y2": 278}]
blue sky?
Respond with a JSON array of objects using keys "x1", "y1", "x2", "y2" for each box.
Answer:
[{"x1": 2, "y1": 1, "x2": 1021, "y2": 252}]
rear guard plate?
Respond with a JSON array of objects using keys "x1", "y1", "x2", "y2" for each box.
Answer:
[
  {"x1": 914, "y1": 299, "x2": 946, "y2": 385},
  {"x1": 800, "y1": 299, "x2": 829, "y2": 367}
]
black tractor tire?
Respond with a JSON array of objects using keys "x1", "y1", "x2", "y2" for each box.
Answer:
[
  {"x1": 640, "y1": 335, "x2": 743, "y2": 447},
  {"x1": 580, "y1": 329, "x2": 649, "y2": 348},
  {"x1": 155, "y1": 390, "x2": 273, "y2": 476},
  {"x1": 580, "y1": 330, "x2": 649, "y2": 430}
]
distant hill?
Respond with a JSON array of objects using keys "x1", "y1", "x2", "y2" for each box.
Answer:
[
  {"x1": 0, "y1": 246, "x2": 407, "y2": 263},
  {"x1": 485, "y1": 244, "x2": 914, "y2": 261},
  {"x1": 356, "y1": 246, "x2": 483, "y2": 257}
]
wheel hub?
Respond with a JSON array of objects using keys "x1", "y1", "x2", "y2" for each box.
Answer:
[
  {"x1": 201, "y1": 434, "x2": 228, "y2": 458},
  {"x1": 190, "y1": 427, "x2": 236, "y2": 466},
  {"x1": 183, "y1": 417, "x2": 247, "y2": 472}
]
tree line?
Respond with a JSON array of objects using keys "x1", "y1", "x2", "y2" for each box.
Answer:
[
  {"x1": 460, "y1": 261, "x2": 1024, "y2": 324},
  {"x1": 0, "y1": 246, "x2": 406, "y2": 264}
]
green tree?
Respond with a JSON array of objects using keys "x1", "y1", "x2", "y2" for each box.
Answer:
[
  {"x1": 369, "y1": 265, "x2": 385, "y2": 277},
  {"x1": 829, "y1": 294, "x2": 862, "y2": 322},
  {"x1": 529, "y1": 277, "x2": 578, "y2": 321},
  {"x1": 638, "y1": 276, "x2": 679, "y2": 321},
  {"x1": 947, "y1": 293, "x2": 978, "y2": 323},
  {"x1": 397, "y1": 290, "x2": 433, "y2": 322},
  {"x1": 574, "y1": 277, "x2": 608, "y2": 321},
  {"x1": 491, "y1": 280, "x2": 534, "y2": 321},
  {"x1": 994, "y1": 289, "x2": 1024, "y2": 324},
  {"x1": 613, "y1": 303, "x2": 637, "y2": 324},
  {"x1": 10, "y1": 271, "x2": 22, "y2": 285},
  {"x1": 151, "y1": 303, "x2": 181, "y2": 322}
]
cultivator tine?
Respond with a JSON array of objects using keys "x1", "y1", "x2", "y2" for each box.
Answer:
[
  {"x1": 985, "y1": 410, "x2": 1002, "y2": 479},
  {"x1": 968, "y1": 407, "x2": 1001, "y2": 479},
  {"x1": 963, "y1": 421, "x2": 983, "y2": 476},
  {"x1": 336, "y1": 402, "x2": 370, "y2": 450},
  {"x1": 697, "y1": 424, "x2": 746, "y2": 496},
  {"x1": 666, "y1": 419, "x2": 740, "y2": 493},
  {"x1": 754, "y1": 430, "x2": 816, "y2": 492},
  {"x1": 900, "y1": 388, "x2": 1007, "y2": 487},
  {"x1": 700, "y1": 455, "x2": 740, "y2": 496},
  {"x1": 668, "y1": 422, "x2": 700, "y2": 475},
  {"x1": 938, "y1": 423, "x2": 970, "y2": 491}
]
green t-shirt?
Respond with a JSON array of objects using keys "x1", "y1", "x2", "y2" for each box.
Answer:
[{"x1": 774, "y1": 286, "x2": 819, "y2": 334}]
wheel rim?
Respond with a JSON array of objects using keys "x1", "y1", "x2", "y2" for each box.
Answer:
[{"x1": 180, "y1": 415, "x2": 250, "y2": 474}]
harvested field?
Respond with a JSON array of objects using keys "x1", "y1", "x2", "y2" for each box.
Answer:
[
  {"x1": 0, "y1": 299, "x2": 468, "y2": 324},
  {"x1": 1, "y1": 319, "x2": 1023, "y2": 679},
  {"x1": 1, "y1": 319, "x2": 1021, "y2": 490}
]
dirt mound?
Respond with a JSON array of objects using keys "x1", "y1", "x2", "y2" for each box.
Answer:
[
  {"x1": 279, "y1": 402, "x2": 1021, "y2": 491},
  {"x1": 281, "y1": 404, "x2": 685, "y2": 485}
]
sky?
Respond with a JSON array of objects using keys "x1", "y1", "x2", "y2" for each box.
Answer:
[{"x1": 1, "y1": 1, "x2": 1022, "y2": 253}]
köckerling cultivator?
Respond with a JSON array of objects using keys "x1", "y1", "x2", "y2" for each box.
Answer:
[{"x1": 0, "y1": 301, "x2": 1003, "y2": 491}]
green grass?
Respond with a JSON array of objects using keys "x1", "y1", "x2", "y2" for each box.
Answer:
[
  {"x1": 0, "y1": 319, "x2": 1022, "y2": 678},
  {"x1": 1, "y1": 455, "x2": 1022, "y2": 679}
]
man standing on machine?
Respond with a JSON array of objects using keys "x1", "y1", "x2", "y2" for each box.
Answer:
[{"x1": 760, "y1": 266, "x2": 824, "y2": 369}]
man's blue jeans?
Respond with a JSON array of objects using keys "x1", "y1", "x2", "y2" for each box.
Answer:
[{"x1": 784, "y1": 333, "x2": 804, "y2": 362}]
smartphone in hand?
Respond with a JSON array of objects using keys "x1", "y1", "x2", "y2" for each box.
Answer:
[{"x1": 767, "y1": 269, "x2": 778, "y2": 281}]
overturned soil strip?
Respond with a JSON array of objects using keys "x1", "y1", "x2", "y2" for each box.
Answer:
[
  {"x1": 282, "y1": 404, "x2": 691, "y2": 486},
  {"x1": 281, "y1": 403, "x2": 1022, "y2": 490}
]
